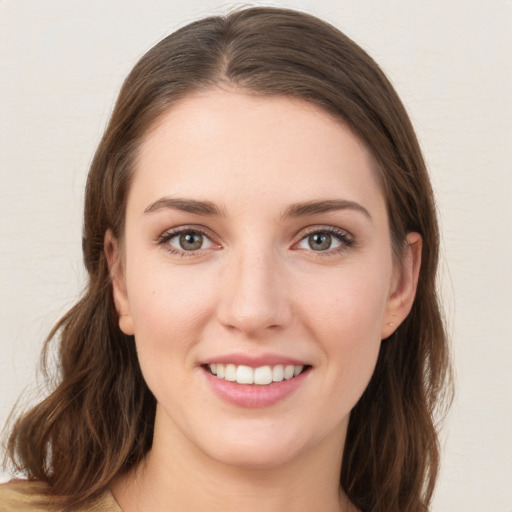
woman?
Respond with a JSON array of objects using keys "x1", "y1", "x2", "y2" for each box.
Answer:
[{"x1": 1, "y1": 7, "x2": 451, "y2": 512}]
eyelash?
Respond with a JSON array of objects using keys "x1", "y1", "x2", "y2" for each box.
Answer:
[
  {"x1": 293, "y1": 226, "x2": 355, "y2": 256},
  {"x1": 157, "y1": 225, "x2": 355, "y2": 258},
  {"x1": 157, "y1": 226, "x2": 218, "y2": 258}
]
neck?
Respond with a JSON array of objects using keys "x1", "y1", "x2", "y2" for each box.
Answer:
[{"x1": 112, "y1": 409, "x2": 356, "y2": 512}]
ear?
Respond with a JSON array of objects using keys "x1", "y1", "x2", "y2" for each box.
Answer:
[
  {"x1": 104, "y1": 229, "x2": 134, "y2": 336},
  {"x1": 381, "y1": 232, "x2": 422, "y2": 339}
]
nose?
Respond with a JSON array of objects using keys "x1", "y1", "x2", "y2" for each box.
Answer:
[{"x1": 216, "y1": 248, "x2": 292, "y2": 337}]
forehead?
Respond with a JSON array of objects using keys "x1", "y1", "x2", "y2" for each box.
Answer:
[{"x1": 130, "y1": 89, "x2": 385, "y2": 215}]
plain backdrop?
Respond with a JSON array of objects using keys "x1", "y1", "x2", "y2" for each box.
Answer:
[{"x1": 1, "y1": 1, "x2": 511, "y2": 510}]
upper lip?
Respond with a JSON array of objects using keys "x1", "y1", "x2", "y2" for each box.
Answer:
[{"x1": 202, "y1": 353, "x2": 310, "y2": 367}]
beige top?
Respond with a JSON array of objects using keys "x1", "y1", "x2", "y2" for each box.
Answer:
[{"x1": 0, "y1": 480, "x2": 122, "y2": 512}]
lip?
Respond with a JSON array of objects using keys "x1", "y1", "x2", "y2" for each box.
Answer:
[
  {"x1": 202, "y1": 364, "x2": 311, "y2": 408},
  {"x1": 202, "y1": 353, "x2": 310, "y2": 367}
]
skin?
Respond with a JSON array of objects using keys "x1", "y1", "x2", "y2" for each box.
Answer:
[{"x1": 107, "y1": 89, "x2": 421, "y2": 512}]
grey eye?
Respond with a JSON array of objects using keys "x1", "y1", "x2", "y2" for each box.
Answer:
[
  {"x1": 309, "y1": 233, "x2": 331, "y2": 251},
  {"x1": 169, "y1": 231, "x2": 212, "y2": 251},
  {"x1": 297, "y1": 232, "x2": 342, "y2": 252}
]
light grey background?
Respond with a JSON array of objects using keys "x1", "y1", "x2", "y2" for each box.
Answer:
[{"x1": 1, "y1": 1, "x2": 511, "y2": 510}]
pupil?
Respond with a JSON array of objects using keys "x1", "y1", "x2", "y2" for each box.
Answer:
[
  {"x1": 180, "y1": 232, "x2": 202, "y2": 250},
  {"x1": 309, "y1": 233, "x2": 331, "y2": 251}
]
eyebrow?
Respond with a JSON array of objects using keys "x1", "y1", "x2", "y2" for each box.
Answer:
[
  {"x1": 282, "y1": 199, "x2": 372, "y2": 221},
  {"x1": 144, "y1": 196, "x2": 371, "y2": 221},
  {"x1": 144, "y1": 197, "x2": 226, "y2": 216}
]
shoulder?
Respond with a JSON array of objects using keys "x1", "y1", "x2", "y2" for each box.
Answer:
[
  {"x1": 0, "y1": 480, "x2": 122, "y2": 512},
  {"x1": 0, "y1": 480, "x2": 54, "y2": 511}
]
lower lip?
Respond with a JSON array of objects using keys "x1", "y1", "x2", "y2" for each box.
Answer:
[{"x1": 203, "y1": 367, "x2": 310, "y2": 408}]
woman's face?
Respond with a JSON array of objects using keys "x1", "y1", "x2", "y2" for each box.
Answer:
[{"x1": 110, "y1": 89, "x2": 418, "y2": 469}]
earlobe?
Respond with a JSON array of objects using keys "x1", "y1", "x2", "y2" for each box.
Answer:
[
  {"x1": 381, "y1": 232, "x2": 422, "y2": 339},
  {"x1": 104, "y1": 230, "x2": 134, "y2": 336}
]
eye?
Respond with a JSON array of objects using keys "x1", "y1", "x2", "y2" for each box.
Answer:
[
  {"x1": 299, "y1": 232, "x2": 341, "y2": 251},
  {"x1": 159, "y1": 228, "x2": 215, "y2": 253},
  {"x1": 294, "y1": 227, "x2": 353, "y2": 253}
]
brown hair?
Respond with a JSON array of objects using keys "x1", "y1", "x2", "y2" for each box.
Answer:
[{"x1": 4, "y1": 7, "x2": 452, "y2": 511}]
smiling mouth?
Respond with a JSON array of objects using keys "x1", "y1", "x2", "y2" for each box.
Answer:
[{"x1": 204, "y1": 363, "x2": 310, "y2": 386}]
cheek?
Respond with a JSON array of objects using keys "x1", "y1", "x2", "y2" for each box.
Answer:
[
  {"x1": 313, "y1": 284, "x2": 384, "y2": 374},
  {"x1": 125, "y1": 260, "x2": 218, "y2": 352},
  {"x1": 298, "y1": 263, "x2": 391, "y2": 341},
  {"x1": 125, "y1": 265, "x2": 220, "y2": 404},
  {"x1": 296, "y1": 265, "x2": 390, "y2": 401}
]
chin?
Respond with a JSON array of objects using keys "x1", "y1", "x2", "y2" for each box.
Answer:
[
  {"x1": 194, "y1": 419, "x2": 327, "y2": 471},
  {"x1": 208, "y1": 441, "x2": 301, "y2": 470}
]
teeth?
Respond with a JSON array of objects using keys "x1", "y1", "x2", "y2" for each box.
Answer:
[
  {"x1": 225, "y1": 364, "x2": 236, "y2": 381},
  {"x1": 207, "y1": 363, "x2": 305, "y2": 385},
  {"x1": 272, "y1": 365, "x2": 284, "y2": 382},
  {"x1": 254, "y1": 366, "x2": 273, "y2": 385},
  {"x1": 236, "y1": 365, "x2": 254, "y2": 384},
  {"x1": 284, "y1": 365, "x2": 295, "y2": 380}
]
